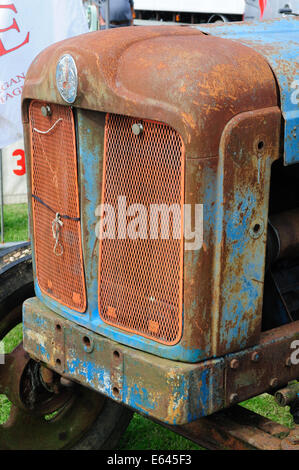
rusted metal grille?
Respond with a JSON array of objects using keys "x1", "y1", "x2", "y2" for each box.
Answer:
[
  {"x1": 98, "y1": 114, "x2": 184, "y2": 344},
  {"x1": 29, "y1": 100, "x2": 86, "y2": 312}
]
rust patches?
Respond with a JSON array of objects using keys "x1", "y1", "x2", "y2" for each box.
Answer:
[
  {"x1": 181, "y1": 112, "x2": 197, "y2": 130},
  {"x1": 22, "y1": 25, "x2": 283, "y2": 363},
  {"x1": 22, "y1": 26, "x2": 278, "y2": 159},
  {"x1": 167, "y1": 405, "x2": 295, "y2": 450}
]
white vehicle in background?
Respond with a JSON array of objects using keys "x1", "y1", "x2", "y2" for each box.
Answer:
[
  {"x1": 133, "y1": 0, "x2": 245, "y2": 25},
  {"x1": 244, "y1": 0, "x2": 299, "y2": 20},
  {"x1": 132, "y1": 0, "x2": 299, "y2": 25}
]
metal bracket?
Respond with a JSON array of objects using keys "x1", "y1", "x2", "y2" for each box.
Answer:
[{"x1": 164, "y1": 405, "x2": 299, "y2": 450}]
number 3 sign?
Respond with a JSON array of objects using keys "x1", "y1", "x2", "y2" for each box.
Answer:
[
  {"x1": 1, "y1": 140, "x2": 27, "y2": 205},
  {"x1": 12, "y1": 148, "x2": 26, "y2": 176}
]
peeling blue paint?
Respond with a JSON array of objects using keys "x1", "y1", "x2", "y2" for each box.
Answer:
[{"x1": 198, "y1": 17, "x2": 299, "y2": 165}]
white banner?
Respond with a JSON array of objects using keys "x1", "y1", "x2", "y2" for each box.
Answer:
[
  {"x1": 0, "y1": 0, "x2": 89, "y2": 149},
  {"x1": 2, "y1": 138, "x2": 26, "y2": 204}
]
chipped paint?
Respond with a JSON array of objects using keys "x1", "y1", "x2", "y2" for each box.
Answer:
[
  {"x1": 21, "y1": 25, "x2": 281, "y2": 362},
  {"x1": 22, "y1": 297, "x2": 299, "y2": 424},
  {"x1": 198, "y1": 17, "x2": 299, "y2": 165}
]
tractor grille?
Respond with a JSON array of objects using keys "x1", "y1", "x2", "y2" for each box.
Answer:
[
  {"x1": 29, "y1": 101, "x2": 86, "y2": 312},
  {"x1": 98, "y1": 114, "x2": 184, "y2": 344}
]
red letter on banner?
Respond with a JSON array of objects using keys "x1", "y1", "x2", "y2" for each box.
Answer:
[
  {"x1": 0, "y1": 4, "x2": 29, "y2": 57},
  {"x1": 12, "y1": 149, "x2": 26, "y2": 176}
]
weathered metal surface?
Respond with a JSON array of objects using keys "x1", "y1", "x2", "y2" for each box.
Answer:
[
  {"x1": 19, "y1": 21, "x2": 299, "y2": 447},
  {"x1": 280, "y1": 428, "x2": 299, "y2": 450},
  {"x1": 275, "y1": 382, "x2": 299, "y2": 406},
  {"x1": 163, "y1": 405, "x2": 298, "y2": 450},
  {"x1": 20, "y1": 23, "x2": 295, "y2": 367},
  {"x1": 22, "y1": 102, "x2": 281, "y2": 363},
  {"x1": 22, "y1": 26, "x2": 278, "y2": 160},
  {"x1": 23, "y1": 296, "x2": 225, "y2": 424},
  {"x1": 211, "y1": 107, "x2": 281, "y2": 356},
  {"x1": 0, "y1": 384, "x2": 105, "y2": 450},
  {"x1": 224, "y1": 323, "x2": 299, "y2": 406},
  {"x1": 198, "y1": 17, "x2": 299, "y2": 165},
  {"x1": 23, "y1": 297, "x2": 299, "y2": 425}
]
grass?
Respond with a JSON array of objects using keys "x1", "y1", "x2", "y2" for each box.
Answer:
[
  {"x1": 0, "y1": 204, "x2": 296, "y2": 448},
  {"x1": 241, "y1": 394, "x2": 295, "y2": 429},
  {"x1": 119, "y1": 414, "x2": 202, "y2": 450},
  {"x1": 2, "y1": 203, "x2": 28, "y2": 243}
]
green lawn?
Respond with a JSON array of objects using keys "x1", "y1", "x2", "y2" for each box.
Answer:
[
  {"x1": 119, "y1": 414, "x2": 202, "y2": 450},
  {"x1": 2, "y1": 203, "x2": 29, "y2": 243},
  {"x1": 0, "y1": 204, "x2": 295, "y2": 449}
]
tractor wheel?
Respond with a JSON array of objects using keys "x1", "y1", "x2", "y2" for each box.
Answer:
[{"x1": 0, "y1": 243, "x2": 132, "y2": 450}]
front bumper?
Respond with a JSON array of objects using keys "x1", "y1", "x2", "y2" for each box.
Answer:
[{"x1": 23, "y1": 297, "x2": 299, "y2": 425}]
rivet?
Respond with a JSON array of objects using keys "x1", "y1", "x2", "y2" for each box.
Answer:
[
  {"x1": 230, "y1": 359, "x2": 240, "y2": 370},
  {"x1": 229, "y1": 393, "x2": 239, "y2": 404},
  {"x1": 270, "y1": 377, "x2": 279, "y2": 388},
  {"x1": 132, "y1": 123, "x2": 143, "y2": 136}
]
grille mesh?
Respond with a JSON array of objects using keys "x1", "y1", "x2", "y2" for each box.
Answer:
[
  {"x1": 29, "y1": 101, "x2": 86, "y2": 312},
  {"x1": 98, "y1": 114, "x2": 184, "y2": 344}
]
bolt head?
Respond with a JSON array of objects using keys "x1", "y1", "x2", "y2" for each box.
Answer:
[
  {"x1": 41, "y1": 105, "x2": 51, "y2": 117},
  {"x1": 229, "y1": 393, "x2": 239, "y2": 404},
  {"x1": 230, "y1": 359, "x2": 240, "y2": 370},
  {"x1": 132, "y1": 123, "x2": 143, "y2": 136},
  {"x1": 270, "y1": 377, "x2": 279, "y2": 388}
]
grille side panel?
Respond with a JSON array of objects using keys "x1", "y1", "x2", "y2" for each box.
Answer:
[
  {"x1": 99, "y1": 114, "x2": 184, "y2": 345},
  {"x1": 29, "y1": 101, "x2": 86, "y2": 312}
]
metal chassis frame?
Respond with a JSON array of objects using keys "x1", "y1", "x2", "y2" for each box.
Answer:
[
  {"x1": 162, "y1": 405, "x2": 299, "y2": 450},
  {"x1": 23, "y1": 297, "x2": 299, "y2": 431}
]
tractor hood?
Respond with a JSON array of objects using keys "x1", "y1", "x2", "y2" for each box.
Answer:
[
  {"x1": 22, "y1": 25, "x2": 278, "y2": 159},
  {"x1": 198, "y1": 17, "x2": 299, "y2": 165}
]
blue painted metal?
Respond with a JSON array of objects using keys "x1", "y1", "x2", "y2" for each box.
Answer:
[
  {"x1": 22, "y1": 296, "x2": 299, "y2": 424},
  {"x1": 198, "y1": 17, "x2": 299, "y2": 165},
  {"x1": 31, "y1": 107, "x2": 279, "y2": 363},
  {"x1": 22, "y1": 296, "x2": 225, "y2": 424},
  {"x1": 20, "y1": 22, "x2": 299, "y2": 422},
  {"x1": 23, "y1": 26, "x2": 281, "y2": 363}
]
